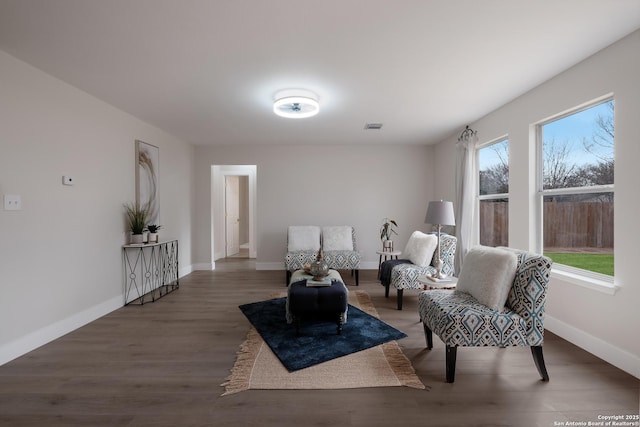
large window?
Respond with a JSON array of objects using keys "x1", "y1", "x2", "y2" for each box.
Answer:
[
  {"x1": 478, "y1": 138, "x2": 509, "y2": 247},
  {"x1": 539, "y1": 99, "x2": 614, "y2": 277}
]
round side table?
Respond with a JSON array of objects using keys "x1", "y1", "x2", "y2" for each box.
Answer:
[
  {"x1": 417, "y1": 275, "x2": 458, "y2": 290},
  {"x1": 376, "y1": 250, "x2": 402, "y2": 279}
]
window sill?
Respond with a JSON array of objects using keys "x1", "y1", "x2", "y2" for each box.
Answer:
[{"x1": 551, "y1": 268, "x2": 619, "y2": 295}]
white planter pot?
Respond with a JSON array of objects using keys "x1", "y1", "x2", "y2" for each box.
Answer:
[
  {"x1": 130, "y1": 234, "x2": 144, "y2": 244},
  {"x1": 148, "y1": 232, "x2": 158, "y2": 243}
]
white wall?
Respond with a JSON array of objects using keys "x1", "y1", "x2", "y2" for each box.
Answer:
[
  {"x1": 433, "y1": 31, "x2": 640, "y2": 378},
  {"x1": 0, "y1": 51, "x2": 194, "y2": 365},
  {"x1": 193, "y1": 144, "x2": 436, "y2": 270}
]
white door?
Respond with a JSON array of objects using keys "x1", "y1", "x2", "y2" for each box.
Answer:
[{"x1": 225, "y1": 176, "x2": 240, "y2": 256}]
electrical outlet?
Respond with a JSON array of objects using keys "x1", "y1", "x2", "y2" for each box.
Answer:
[{"x1": 3, "y1": 194, "x2": 22, "y2": 211}]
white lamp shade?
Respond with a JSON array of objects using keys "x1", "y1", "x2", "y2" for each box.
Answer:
[{"x1": 425, "y1": 200, "x2": 455, "y2": 226}]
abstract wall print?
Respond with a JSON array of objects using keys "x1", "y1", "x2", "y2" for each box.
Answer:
[{"x1": 135, "y1": 140, "x2": 159, "y2": 226}]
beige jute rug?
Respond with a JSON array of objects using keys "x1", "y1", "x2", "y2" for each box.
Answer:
[{"x1": 221, "y1": 290, "x2": 426, "y2": 395}]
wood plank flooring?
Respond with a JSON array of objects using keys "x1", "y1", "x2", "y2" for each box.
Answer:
[{"x1": 0, "y1": 258, "x2": 638, "y2": 426}]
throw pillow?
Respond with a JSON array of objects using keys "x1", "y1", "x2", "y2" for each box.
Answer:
[
  {"x1": 402, "y1": 231, "x2": 438, "y2": 267},
  {"x1": 322, "y1": 226, "x2": 354, "y2": 251},
  {"x1": 288, "y1": 226, "x2": 321, "y2": 252},
  {"x1": 456, "y1": 246, "x2": 518, "y2": 312}
]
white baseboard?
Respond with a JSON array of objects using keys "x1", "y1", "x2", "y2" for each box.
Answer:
[
  {"x1": 1, "y1": 264, "x2": 196, "y2": 367},
  {"x1": 545, "y1": 314, "x2": 640, "y2": 379},
  {"x1": 179, "y1": 264, "x2": 194, "y2": 277},
  {"x1": 193, "y1": 262, "x2": 214, "y2": 270},
  {"x1": 0, "y1": 295, "x2": 123, "y2": 366}
]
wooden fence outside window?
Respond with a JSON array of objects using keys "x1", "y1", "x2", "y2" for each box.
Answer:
[{"x1": 479, "y1": 201, "x2": 613, "y2": 251}]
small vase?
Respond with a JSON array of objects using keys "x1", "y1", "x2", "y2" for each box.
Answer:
[
  {"x1": 130, "y1": 234, "x2": 144, "y2": 244},
  {"x1": 148, "y1": 232, "x2": 158, "y2": 243},
  {"x1": 383, "y1": 240, "x2": 394, "y2": 251},
  {"x1": 309, "y1": 247, "x2": 329, "y2": 280}
]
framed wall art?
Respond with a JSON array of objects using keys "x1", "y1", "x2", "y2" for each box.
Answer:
[{"x1": 135, "y1": 140, "x2": 159, "y2": 226}]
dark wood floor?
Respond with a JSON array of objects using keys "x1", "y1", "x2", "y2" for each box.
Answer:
[{"x1": 0, "y1": 258, "x2": 638, "y2": 427}]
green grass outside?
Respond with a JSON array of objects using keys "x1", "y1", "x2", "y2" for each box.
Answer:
[{"x1": 544, "y1": 252, "x2": 614, "y2": 276}]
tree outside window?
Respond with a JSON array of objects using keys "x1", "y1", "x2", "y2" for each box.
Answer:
[
  {"x1": 540, "y1": 99, "x2": 614, "y2": 276},
  {"x1": 478, "y1": 138, "x2": 509, "y2": 247}
]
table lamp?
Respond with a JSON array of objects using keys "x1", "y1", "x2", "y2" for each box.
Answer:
[{"x1": 425, "y1": 200, "x2": 456, "y2": 278}]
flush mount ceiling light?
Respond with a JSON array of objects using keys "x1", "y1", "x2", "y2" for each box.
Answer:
[{"x1": 273, "y1": 89, "x2": 319, "y2": 119}]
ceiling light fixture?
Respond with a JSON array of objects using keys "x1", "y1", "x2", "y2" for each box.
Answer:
[{"x1": 273, "y1": 89, "x2": 319, "y2": 119}]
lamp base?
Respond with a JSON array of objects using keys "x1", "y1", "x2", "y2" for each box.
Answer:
[{"x1": 434, "y1": 258, "x2": 448, "y2": 279}]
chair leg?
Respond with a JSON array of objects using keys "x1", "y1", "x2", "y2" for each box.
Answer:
[
  {"x1": 423, "y1": 323, "x2": 433, "y2": 349},
  {"x1": 531, "y1": 346, "x2": 549, "y2": 381},
  {"x1": 354, "y1": 269, "x2": 359, "y2": 286},
  {"x1": 445, "y1": 345, "x2": 457, "y2": 383},
  {"x1": 397, "y1": 289, "x2": 403, "y2": 310},
  {"x1": 385, "y1": 283, "x2": 390, "y2": 298},
  {"x1": 285, "y1": 270, "x2": 291, "y2": 286}
]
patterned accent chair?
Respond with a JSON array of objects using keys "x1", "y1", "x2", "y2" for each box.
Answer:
[
  {"x1": 380, "y1": 233, "x2": 456, "y2": 310},
  {"x1": 418, "y1": 247, "x2": 552, "y2": 383},
  {"x1": 285, "y1": 226, "x2": 361, "y2": 285}
]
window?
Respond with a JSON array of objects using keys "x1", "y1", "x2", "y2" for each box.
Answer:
[
  {"x1": 478, "y1": 138, "x2": 509, "y2": 247},
  {"x1": 538, "y1": 99, "x2": 614, "y2": 278}
]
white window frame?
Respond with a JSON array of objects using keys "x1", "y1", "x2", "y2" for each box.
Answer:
[
  {"x1": 535, "y1": 95, "x2": 617, "y2": 294},
  {"x1": 476, "y1": 136, "x2": 509, "y2": 247}
]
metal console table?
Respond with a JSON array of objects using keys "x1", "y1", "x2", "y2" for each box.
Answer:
[{"x1": 122, "y1": 239, "x2": 179, "y2": 305}]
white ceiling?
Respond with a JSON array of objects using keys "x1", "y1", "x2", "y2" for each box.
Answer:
[{"x1": 1, "y1": 0, "x2": 639, "y2": 146}]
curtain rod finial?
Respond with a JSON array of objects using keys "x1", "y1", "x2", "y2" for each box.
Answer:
[{"x1": 458, "y1": 125, "x2": 477, "y2": 142}]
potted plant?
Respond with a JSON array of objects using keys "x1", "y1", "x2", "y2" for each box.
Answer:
[
  {"x1": 124, "y1": 202, "x2": 149, "y2": 244},
  {"x1": 146, "y1": 224, "x2": 162, "y2": 243},
  {"x1": 379, "y1": 218, "x2": 398, "y2": 251}
]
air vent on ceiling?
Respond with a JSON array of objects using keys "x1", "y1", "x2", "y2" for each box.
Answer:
[{"x1": 364, "y1": 123, "x2": 383, "y2": 130}]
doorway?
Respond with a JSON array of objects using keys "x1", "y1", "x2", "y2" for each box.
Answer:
[
  {"x1": 211, "y1": 165, "x2": 257, "y2": 264},
  {"x1": 224, "y1": 175, "x2": 249, "y2": 258}
]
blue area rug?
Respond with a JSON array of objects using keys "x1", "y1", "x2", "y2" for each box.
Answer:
[{"x1": 239, "y1": 294, "x2": 407, "y2": 372}]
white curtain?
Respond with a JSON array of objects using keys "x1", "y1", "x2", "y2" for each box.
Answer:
[{"x1": 454, "y1": 134, "x2": 478, "y2": 274}]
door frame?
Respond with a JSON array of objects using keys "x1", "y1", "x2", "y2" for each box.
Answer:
[
  {"x1": 211, "y1": 165, "x2": 257, "y2": 262},
  {"x1": 224, "y1": 175, "x2": 241, "y2": 257}
]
